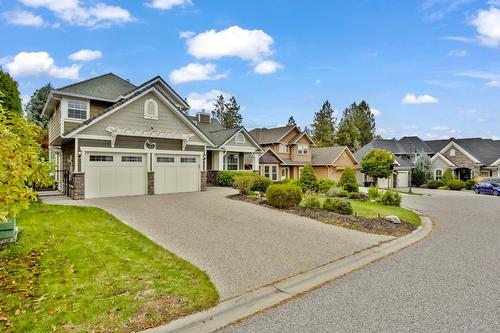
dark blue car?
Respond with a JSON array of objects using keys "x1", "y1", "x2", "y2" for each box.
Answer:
[{"x1": 474, "y1": 179, "x2": 500, "y2": 196}]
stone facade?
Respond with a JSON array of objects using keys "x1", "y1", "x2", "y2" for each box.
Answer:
[
  {"x1": 71, "y1": 172, "x2": 85, "y2": 200},
  {"x1": 442, "y1": 146, "x2": 480, "y2": 175},
  {"x1": 201, "y1": 171, "x2": 207, "y2": 191},
  {"x1": 207, "y1": 170, "x2": 219, "y2": 185},
  {"x1": 147, "y1": 172, "x2": 154, "y2": 195}
]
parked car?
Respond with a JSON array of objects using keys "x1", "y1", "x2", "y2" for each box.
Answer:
[{"x1": 474, "y1": 180, "x2": 500, "y2": 196}]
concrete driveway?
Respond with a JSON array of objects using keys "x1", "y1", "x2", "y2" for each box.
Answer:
[{"x1": 44, "y1": 187, "x2": 391, "y2": 300}]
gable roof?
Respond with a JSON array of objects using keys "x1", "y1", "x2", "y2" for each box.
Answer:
[
  {"x1": 249, "y1": 125, "x2": 298, "y2": 144},
  {"x1": 55, "y1": 73, "x2": 136, "y2": 101},
  {"x1": 311, "y1": 146, "x2": 357, "y2": 166},
  {"x1": 425, "y1": 138, "x2": 500, "y2": 165}
]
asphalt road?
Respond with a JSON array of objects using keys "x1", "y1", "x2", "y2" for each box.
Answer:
[{"x1": 222, "y1": 189, "x2": 500, "y2": 332}]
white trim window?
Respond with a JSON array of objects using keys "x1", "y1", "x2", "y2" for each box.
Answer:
[
  {"x1": 263, "y1": 165, "x2": 278, "y2": 180},
  {"x1": 68, "y1": 99, "x2": 88, "y2": 120},
  {"x1": 278, "y1": 144, "x2": 289, "y2": 153},
  {"x1": 121, "y1": 156, "x2": 142, "y2": 162},
  {"x1": 144, "y1": 98, "x2": 159, "y2": 120},
  {"x1": 449, "y1": 148, "x2": 456, "y2": 157},
  {"x1": 435, "y1": 169, "x2": 443, "y2": 180},
  {"x1": 180, "y1": 157, "x2": 197, "y2": 163},
  {"x1": 297, "y1": 144, "x2": 309, "y2": 155},
  {"x1": 225, "y1": 153, "x2": 239, "y2": 170},
  {"x1": 235, "y1": 133, "x2": 246, "y2": 143}
]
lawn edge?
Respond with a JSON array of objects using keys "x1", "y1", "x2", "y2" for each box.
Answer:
[{"x1": 142, "y1": 211, "x2": 434, "y2": 333}]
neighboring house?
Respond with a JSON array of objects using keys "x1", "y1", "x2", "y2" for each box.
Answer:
[
  {"x1": 355, "y1": 136, "x2": 500, "y2": 188},
  {"x1": 43, "y1": 73, "x2": 261, "y2": 199},
  {"x1": 248, "y1": 125, "x2": 358, "y2": 180}
]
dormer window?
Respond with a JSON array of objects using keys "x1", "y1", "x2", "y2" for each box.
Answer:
[
  {"x1": 144, "y1": 98, "x2": 158, "y2": 120},
  {"x1": 298, "y1": 144, "x2": 309, "y2": 155},
  {"x1": 235, "y1": 133, "x2": 245, "y2": 143},
  {"x1": 278, "y1": 144, "x2": 289, "y2": 153},
  {"x1": 67, "y1": 99, "x2": 88, "y2": 120}
]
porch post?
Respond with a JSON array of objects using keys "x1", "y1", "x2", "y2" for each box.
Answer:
[
  {"x1": 218, "y1": 151, "x2": 225, "y2": 171},
  {"x1": 253, "y1": 153, "x2": 260, "y2": 171}
]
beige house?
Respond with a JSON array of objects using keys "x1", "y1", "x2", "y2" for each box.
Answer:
[
  {"x1": 312, "y1": 146, "x2": 359, "y2": 181},
  {"x1": 43, "y1": 73, "x2": 262, "y2": 199}
]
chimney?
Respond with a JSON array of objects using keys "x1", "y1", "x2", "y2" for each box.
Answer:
[{"x1": 197, "y1": 110, "x2": 211, "y2": 124}]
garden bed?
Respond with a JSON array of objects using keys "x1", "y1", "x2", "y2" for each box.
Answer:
[{"x1": 229, "y1": 194, "x2": 419, "y2": 237}]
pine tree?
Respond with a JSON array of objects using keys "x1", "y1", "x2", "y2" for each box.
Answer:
[
  {"x1": 311, "y1": 100, "x2": 336, "y2": 147},
  {"x1": 211, "y1": 94, "x2": 226, "y2": 125},
  {"x1": 287, "y1": 116, "x2": 296, "y2": 126},
  {"x1": 0, "y1": 69, "x2": 23, "y2": 115},
  {"x1": 223, "y1": 96, "x2": 243, "y2": 129},
  {"x1": 26, "y1": 83, "x2": 52, "y2": 128},
  {"x1": 353, "y1": 101, "x2": 375, "y2": 146},
  {"x1": 335, "y1": 101, "x2": 376, "y2": 150}
]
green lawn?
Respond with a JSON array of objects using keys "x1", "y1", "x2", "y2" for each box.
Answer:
[
  {"x1": 0, "y1": 202, "x2": 218, "y2": 332},
  {"x1": 313, "y1": 197, "x2": 421, "y2": 225}
]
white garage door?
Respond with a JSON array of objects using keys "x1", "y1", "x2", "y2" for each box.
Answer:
[
  {"x1": 85, "y1": 152, "x2": 147, "y2": 198},
  {"x1": 397, "y1": 171, "x2": 409, "y2": 188},
  {"x1": 154, "y1": 154, "x2": 200, "y2": 194}
]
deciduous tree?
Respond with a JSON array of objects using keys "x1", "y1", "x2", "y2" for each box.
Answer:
[
  {"x1": 0, "y1": 69, "x2": 22, "y2": 115},
  {"x1": 360, "y1": 149, "x2": 394, "y2": 186}
]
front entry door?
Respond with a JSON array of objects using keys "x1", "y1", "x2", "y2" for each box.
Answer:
[{"x1": 281, "y1": 167, "x2": 289, "y2": 180}]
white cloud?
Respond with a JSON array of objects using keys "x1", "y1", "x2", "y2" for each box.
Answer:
[
  {"x1": 253, "y1": 60, "x2": 283, "y2": 74},
  {"x1": 185, "y1": 25, "x2": 275, "y2": 62},
  {"x1": 401, "y1": 93, "x2": 439, "y2": 104},
  {"x1": 457, "y1": 70, "x2": 500, "y2": 87},
  {"x1": 5, "y1": 51, "x2": 80, "y2": 79},
  {"x1": 147, "y1": 0, "x2": 192, "y2": 10},
  {"x1": 486, "y1": 80, "x2": 500, "y2": 87},
  {"x1": 447, "y1": 49, "x2": 467, "y2": 57},
  {"x1": 2, "y1": 10, "x2": 44, "y2": 26},
  {"x1": 371, "y1": 108, "x2": 382, "y2": 117},
  {"x1": 179, "y1": 31, "x2": 195, "y2": 39},
  {"x1": 19, "y1": 0, "x2": 133, "y2": 28},
  {"x1": 69, "y1": 49, "x2": 102, "y2": 62},
  {"x1": 431, "y1": 126, "x2": 449, "y2": 131},
  {"x1": 470, "y1": 6, "x2": 500, "y2": 47},
  {"x1": 315, "y1": 79, "x2": 321, "y2": 85},
  {"x1": 443, "y1": 35, "x2": 475, "y2": 43},
  {"x1": 186, "y1": 90, "x2": 229, "y2": 111},
  {"x1": 169, "y1": 62, "x2": 227, "y2": 84}
]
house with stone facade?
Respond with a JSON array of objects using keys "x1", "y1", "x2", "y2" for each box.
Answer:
[
  {"x1": 42, "y1": 73, "x2": 262, "y2": 199},
  {"x1": 249, "y1": 125, "x2": 358, "y2": 181},
  {"x1": 355, "y1": 136, "x2": 500, "y2": 188}
]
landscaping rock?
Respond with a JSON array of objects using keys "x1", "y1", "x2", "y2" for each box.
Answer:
[{"x1": 385, "y1": 215, "x2": 401, "y2": 224}]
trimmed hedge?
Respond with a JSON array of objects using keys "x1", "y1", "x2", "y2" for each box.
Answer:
[
  {"x1": 252, "y1": 176, "x2": 272, "y2": 192},
  {"x1": 217, "y1": 171, "x2": 250, "y2": 187},
  {"x1": 427, "y1": 179, "x2": 444, "y2": 189},
  {"x1": 465, "y1": 179, "x2": 476, "y2": 190},
  {"x1": 380, "y1": 191, "x2": 401, "y2": 206},
  {"x1": 447, "y1": 179, "x2": 466, "y2": 191},
  {"x1": 302, "y1": 195, "x2": 322, "y2": 210},
  {"x1": 266, "y1": 184, "x2": 303, "y2": 209},
  {"x1": 322, "y1": 198, "x2": 353, "y2": 215},
  {"x1": 339, "y1": 167, "x2": 359, "y2": 193}
]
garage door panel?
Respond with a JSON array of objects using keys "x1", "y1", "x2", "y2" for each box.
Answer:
[{"x1": 154, "y1": 154, "x2": 200, "y2": 194}]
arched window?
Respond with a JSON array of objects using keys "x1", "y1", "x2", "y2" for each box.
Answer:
[
  {"x1": 235, "y1": 133, "x2": 245, "y2": 143},
  {"x1": 144, "y1": 98, "x2": 158, "y2": 120},
  {"x1": 435, "y1": 169, "x2": 443, "y2": 180}
]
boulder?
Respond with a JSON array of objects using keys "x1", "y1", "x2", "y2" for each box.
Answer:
[{"x1": 385, "y1": 215, "x2": 401, "y2": 224}]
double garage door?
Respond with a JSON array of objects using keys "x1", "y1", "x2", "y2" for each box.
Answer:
[{"x1": 85, "y1": 152, "x2": 200, "y2": 199}]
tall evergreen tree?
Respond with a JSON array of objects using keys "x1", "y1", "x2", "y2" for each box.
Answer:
[
  {"x1": 211, "y1": 94, "x2": 226, "y2": 125},
  {"x1": 26, "y1": 83, "x2": 52, "y2": 128},
  {"x1": 335, "y1": 101, "x2": 376, "y2": 151},
  {"x1": 223, "y1": 96, "x2": 243, "y2": 128},
  {"x1": 311, "y1": 100, "x2": 336, "y2": 147},
  {"x1": 0, "y1": 69, "x2": 22, "y2": 115},
  {"x1": 287, "y1": 116, "x2": 296, "y2": 126}
]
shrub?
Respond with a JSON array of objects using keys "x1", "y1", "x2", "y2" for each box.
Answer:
[
  {"x1": 298, "y1": 164, "x2": 318, "y2": 192},
  {"x1": 347, "y1": 192, "x2": 361, "y2": 200},
  {"x1": 338, "y1": 167, "x2": 359, "y2": 193},
  {"x1": 302, "y1": 195, "x2": 322, "y2": 210},
  {"x1": 322, "y1": 198, "x2": 353, "y2": 215},
  {"x1": 442, "y1": 168, "x2": 454, "y2": 183},
  {"x1": 427, "y1": 179, "x2": 444, "y2": 189},
  {"x1": 317, "y1": 178, "x2": 337, "y2": 194},
  {"x1": 465, "y1": 179, "x2": 476, "y2": 190},
  {"x1": 273, "y1": 178, "x2": 290, "y2": 184},
  {"x1": 338, "y1": 189, "x2": 349, "y2": 197},
  {"x1": 217, "y1": 171, "x2": 249, "y2": 187},
  {"x1": 265, "y1": 184, "x2": 303, "y2": 209},
  {"x1": 252, "y1": 176, "x2": 272, "y2": 192},
  {"x1": 367, "y1": 186, "x2": 380, "y2": 200},
  {"x1": 234, "y1": 175, "x2": 255, "y2": 195},
  {"x1": 437, "y1": 185, "x2": 449, "y2": 190},
  {"x1": 380, "y1": 191, "x2": 401, "y2": 206},
  {"x1": 327, "y1": 186, "x2": 342, "y2": 197},
  {"x1": 447, "y1": 179, "x2": 466, "y2": 191},
  {"x1": 411, "y1": 169, "x2": 426, "y2": 187}
]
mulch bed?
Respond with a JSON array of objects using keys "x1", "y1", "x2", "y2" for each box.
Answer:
[{"x1": 228, "y1": 194, "x2": 418, "y2": 237}]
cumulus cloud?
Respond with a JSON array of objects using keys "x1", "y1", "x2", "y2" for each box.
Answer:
[
  {"x1": 470, "y1": 6, "x2": 500, "y2": 47},
  {"x1": 2, "y1": 10, "x2": 44, "y2": 26},
  {"x1": 5, "y1": 51, "x2": 80, "y2": 79},
  {"x1": 184, "y1": 25, "x2": 275, "y2": 62},
  {"x1": 147, "y1": 0, "x2": 192, "y2": 10},
  {"x1": 401, "y1": 93, "x2": 439, "y2": 104},
  {"x1": 69, "y1": 49, "x2": 102, "y2": 62},
  {"x1": 19, "y1": 0, "x2": 133, "y2": 28},
  {"x1": 371, "y1": 108, "x2": 382, "y2": 117},
  {"x1": 186, "y1": 90, "x2": 230, "y2": 111},
  {"x1": 253, "y1": 60, "x2": 283, "y2": 74},
  {"x1": 169, "y1": 62, "x2": 227, "y2": 84}
]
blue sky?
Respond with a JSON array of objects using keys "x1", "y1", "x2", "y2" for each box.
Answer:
[{"x1": 1, "y1": 0, "x2": 499, "y2": 140}]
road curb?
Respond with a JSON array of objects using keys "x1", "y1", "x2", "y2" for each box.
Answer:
[{"x1": 143, "y1": 215, "x2": 434, "y2": 333}]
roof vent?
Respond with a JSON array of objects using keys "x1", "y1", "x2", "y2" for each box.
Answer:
[{"x1": 197, "y1": 111, "x2": 211, "y2": 124}]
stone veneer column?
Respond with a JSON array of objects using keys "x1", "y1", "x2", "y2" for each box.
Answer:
[
  {"x1": 72, "y1": 172, "x2": 85, "y2": 200},
  {"x1": 201, "y1": 171, "x2": 207, "y2": 191},
  {"x1": 147, "y1": 172, "x2": 154, "y2": 195}
]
